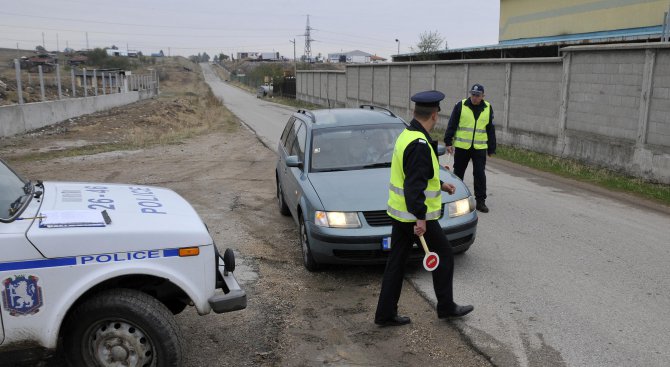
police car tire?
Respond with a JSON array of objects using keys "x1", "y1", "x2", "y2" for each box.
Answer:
[
  {"x1": 299, "y1": 214, "x2": 321, "y2": 272},
  {"x1": 277, "y1": 179, "x2": 290, "y2": 216},
  {"x1": 63, "y1": 288, "x2": 184, "y2": 367}
]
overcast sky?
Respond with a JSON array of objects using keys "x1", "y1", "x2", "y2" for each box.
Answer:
[{"x1": 1, "y1": 0, "x2": 500, "y2": 59}]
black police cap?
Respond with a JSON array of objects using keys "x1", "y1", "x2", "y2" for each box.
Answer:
[{"x1": 411, "y1": 90, "x2": 445, "y2": 108}]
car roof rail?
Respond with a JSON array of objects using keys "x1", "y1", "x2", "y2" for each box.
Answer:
[
  {"x1": 359, "y1": 104, "x2": 396, "y2": 118},
  {"x1": 297, "y1": 109, "x2": 316, "y2": 123}
]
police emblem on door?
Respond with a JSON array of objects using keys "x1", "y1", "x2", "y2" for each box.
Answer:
[{"x1": 2, "y1": 275, "x2": 44, "y2": 316}]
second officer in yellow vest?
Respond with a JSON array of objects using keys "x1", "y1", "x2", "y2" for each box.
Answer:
[
  {"x1": 375, "y1": 90, "x2": 474, "y2": 327},
  {"x1": 444, "y1": 83, "x2": 497, "y2": 213}
]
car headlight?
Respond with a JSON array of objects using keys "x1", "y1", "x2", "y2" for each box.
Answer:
[
  {"x1": 314, "y1": 211, "x2": 361, "y2": 228},
  {"x1": 447, "y1": 197, "x2": 474, "y2": 218}
]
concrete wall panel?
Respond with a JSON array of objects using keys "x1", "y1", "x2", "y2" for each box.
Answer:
[
  {"x1": 389, "y1": 66, "x2": 409, "y2": 110},
  {"x1": 567, "y1": 51, "x2": 644, "y2": 141},
  {"x1": 359, "y1": 67, "x2": 373, "y2": 103},
  {"x1": 409, "y1": 65, "x2": 434, "y2": 97},
  {"x1": 509, "y1": 63, "x2": 562, "y2": 136},
  {"x1": 648, "y1": 50, "x2": 670, "y2": 147},
  {"x1": 373, "y1": 66, "x2": 390, "y2": 107}
]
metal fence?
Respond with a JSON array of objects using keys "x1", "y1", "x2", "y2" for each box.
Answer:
[{"x1": 0, "y1": 59, "x2": 158, "y2": 106}]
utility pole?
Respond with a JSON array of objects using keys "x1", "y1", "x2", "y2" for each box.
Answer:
[
  {"x1": 42, "y1": 32, "x2": 45, "y2": 49},
  {"x1": 56, "y1": 33, "x2": 60, "y2": 52},
  {"x1": 303, "y1": 15, "x2": 314, "y2": 62},
  {"x1": 289, "y1": 39, "x2": 296, "y2": 75},
  {"x1": 86, "y1": 32, "x2": 89, "y2": 50}
]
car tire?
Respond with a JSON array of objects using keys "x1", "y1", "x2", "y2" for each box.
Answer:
[
  {"x1": 453, "y1": 245, "x2": 471, "y2": 255},
  {"x1": 63, "y1": 288, "x2": 184, "y2": 367},
  {"x1": 299, "y1": 214, "x2": 321, "y2": 272},
  {"x1": 277, "y1": 178, "x2": 290, "y2": 216}
]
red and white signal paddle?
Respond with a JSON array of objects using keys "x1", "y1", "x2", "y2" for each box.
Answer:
[{"x1": 419, "y1": 235, "x2": 440, "y2": 271}]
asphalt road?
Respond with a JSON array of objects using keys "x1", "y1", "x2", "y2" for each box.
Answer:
[{"x1": 201, "y1": 63, "x2": 670, "y2": 367}]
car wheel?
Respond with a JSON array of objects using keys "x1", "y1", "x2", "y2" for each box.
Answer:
[
  {"x1": 453, "y1": 245, "x2": 471, "y2": 255},
  {"x1": 276, "y1": 178, "x2": 290, "y2": 216},
  {"x1": 64, "y1": 288, "x2": 183, "y2": 367},
  {"x1": 299, "y1": 214, "x2": 321, "y2": 272}
]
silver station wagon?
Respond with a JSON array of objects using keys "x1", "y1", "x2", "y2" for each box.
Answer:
[{"x1": 275, "y1": 106, "x2": 478, "y2": 271}]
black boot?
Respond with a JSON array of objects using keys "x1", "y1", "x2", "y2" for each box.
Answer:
[{"x1": 476, "y1": 200, "x2": 489, "y2": 213}]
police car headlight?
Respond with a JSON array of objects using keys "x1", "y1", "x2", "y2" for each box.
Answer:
[
  {"x1": 315, "y1": 211, "x2": 361, "y2": 228},
  {"x1": 447, "y1": 198, "x2": 473, "y2": 218}
]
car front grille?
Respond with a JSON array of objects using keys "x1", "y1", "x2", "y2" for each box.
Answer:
[{"x1": 362, "y1": 205, "x2": 446, "y2": 227}]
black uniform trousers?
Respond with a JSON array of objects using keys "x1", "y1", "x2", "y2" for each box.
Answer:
[
  {"x1": 375, "y1": 219, "x2": 455, "y2": 322},
  {"x1": 453, "y1": 147, "x2": 487, "y2": 201}
]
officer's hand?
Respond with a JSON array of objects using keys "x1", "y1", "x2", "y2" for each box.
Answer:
[
  {"x1": 414, "y1": 220, "x2": 426, "y2": 237},
  {"x1": 442, "y1": 182, "x2": 456, "y2": 195},
  {"x1": 443, "y1": 164, "x2": 451, "y2": 171},
  {"x1": 446, "y1": 146, "x2": 454, "y2": 155}
]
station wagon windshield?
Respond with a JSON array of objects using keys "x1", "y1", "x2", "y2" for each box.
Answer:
[
  {"x1": 310, "y1": 124, "x2": 404, "y2": 172},
  {"x1": 0, "y1": 160, "x2": 30, "y2": 220}
]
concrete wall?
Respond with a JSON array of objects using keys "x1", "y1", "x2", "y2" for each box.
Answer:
[
  {"x1": 0, "y1": 88, "x2": 157, "y2": 137},
  {"x1": 296, "y1": 43, "x2": 670, "y2": 183},
  {"x1": 297, "y1": 70, "x2": 346, "y2": 108}
]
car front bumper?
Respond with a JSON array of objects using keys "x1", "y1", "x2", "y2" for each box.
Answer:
[
  {"x1": 307, "y1": 215, "x2": 478, "y2": 265},
  {"x1": 208, "y1": 255, "x2": 247, "y2": 313}
]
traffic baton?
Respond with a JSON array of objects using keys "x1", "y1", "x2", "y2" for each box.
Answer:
[{"x1": 419, "y1": 235, "x2": 440, "y2": 272}]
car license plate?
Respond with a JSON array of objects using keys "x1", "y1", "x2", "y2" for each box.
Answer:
[{"x1": 382, "y1": 237, "x2": 391, "y2": 251}]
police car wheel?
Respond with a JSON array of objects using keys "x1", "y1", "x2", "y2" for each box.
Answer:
[
  {"x1": 64, "y1": 288, "x2": 184, "y2": 367},
  {"x1": 277, "y1": 179, "x2": 290, "y2": 216},
  {"x1": 299, "y1": 214, "x2": 321, "y2": 272}
]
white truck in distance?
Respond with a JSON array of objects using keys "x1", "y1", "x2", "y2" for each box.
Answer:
[{"x1": 0, "y1": 159, "x2": 246, "y2": 366}]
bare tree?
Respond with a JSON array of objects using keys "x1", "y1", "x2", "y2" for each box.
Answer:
[{"x1": 413, "y1": 31, "x2": 445, "y2": 60}]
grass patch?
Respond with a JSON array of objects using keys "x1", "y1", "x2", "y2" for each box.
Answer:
[
  {"x1": 269, "y1": 96, "x2": 322, "y2": 110},
  {"x1": 496, "y1": 145, "x2": 670, "y2": 206}
]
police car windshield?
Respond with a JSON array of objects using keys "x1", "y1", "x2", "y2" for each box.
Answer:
[
  {"x1": 0, "y1": 160, "x2": 29, "y2": 220},
  {"x1": 310, "y1": 124, "x2": 404, "y2": 172}
]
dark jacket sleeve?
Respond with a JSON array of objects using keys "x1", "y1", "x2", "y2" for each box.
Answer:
[
  {"x1": 443, "y1": 101, "x2": 462, "y2": 146},
  {"x1": 486, "y1": 106, "x2": 496, "y2": 155},
  {"x1": 402, "y1": 140, "x2": 434, "y2": 220}
]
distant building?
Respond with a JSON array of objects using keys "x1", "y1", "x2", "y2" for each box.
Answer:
[
  {"x1": 106, "y1": 49, "x2": 128, "y2": 57},
  {"x1": 150, "y1": 50, "x2": 164, "y2": 57},
  {"x1": 327, "y1": 50, "x2": 376, "y2": 63},
  {"x1": 394, "y1": 0, "x2": 670, "y2": 61},
  {"x1": 236, "y1": 52, "x2": 280, "y2": 61}
]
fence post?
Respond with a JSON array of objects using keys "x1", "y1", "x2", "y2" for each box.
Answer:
[
  {"x1": 108, "y1": 73, "x2": 112, "y2": 94},
  {"x1": 156, "y1": 70, "x2": 160, "y2": 94},
  {"x1": 636, "y1": 49, "x2": 656, "y2": 146},
  {"x1": 38, "y1": 65, "x2": 46, "y2": 101},
  {"x1": 101, "y1": 72, "x2": 106, "y2": 95},
  {"x1": 93, "y1": 69, "x2": 98, "y2": 96},
  {"x1": 83, "y1": 68, "x2": 88, "y2": 97},
  {"x1": 71, "y1": 68, "x2": 76, "y2": 97},
  {"x1": 56, "y1": 62, "x2": 62, "y2": 99},
  {"x1": 14, "y1": 59, "x2": 24, "y2": 104}
]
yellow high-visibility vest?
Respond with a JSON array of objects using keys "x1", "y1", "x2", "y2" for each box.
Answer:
[
  {"x1": 453, "y1": 99, "x2": 490, "y2": 150},
  {"x1": 387, "y1": 130, "x2": 442, "y2": 222}
]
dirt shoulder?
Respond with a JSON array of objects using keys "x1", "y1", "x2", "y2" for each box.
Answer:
[{"x1": 1, "y1": 69, "x2": 490, "y2": 367}]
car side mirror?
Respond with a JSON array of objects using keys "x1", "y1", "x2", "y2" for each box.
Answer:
[
  {"x1": 436, "y1": 145, "x2": 446, "y2": 156},
  {"x1": 285, "y1": 155, "x2": 303, "y2": 168}
]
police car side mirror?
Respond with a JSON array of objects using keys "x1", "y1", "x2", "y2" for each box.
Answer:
[
  {"x1": 436, "y1": 145, "x2": 446, "y2": 156},
  {"x1": 286, "y1": 155, "x2": 303, "y2": 168}
]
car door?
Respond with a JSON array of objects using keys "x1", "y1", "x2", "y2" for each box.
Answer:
[
  {"x1": 284, "y1": 120, "x2": 307, "y2": 219},
  {"x1": 278, "y1": 117, "x2": 296, "y2": 206}
]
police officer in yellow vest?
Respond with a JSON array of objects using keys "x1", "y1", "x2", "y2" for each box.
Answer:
[
  {"x1": 375, "y1": 90, "x2": 474, "y2": 327},
  {"x1": 444, "y1": 84, "x2": 496, "y2": 213}
]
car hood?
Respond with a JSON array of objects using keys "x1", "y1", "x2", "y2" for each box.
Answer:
[
  {"x1": 27, "y1": 182, "x2": 212, "y2": 258},
  {"x1": 307, "y1": 168, "x2": 468, "y2": 212}
]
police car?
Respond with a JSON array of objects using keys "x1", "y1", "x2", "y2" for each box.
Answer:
[{"x1": 0, "y1": 159, "x2": 246, "y2": 366}]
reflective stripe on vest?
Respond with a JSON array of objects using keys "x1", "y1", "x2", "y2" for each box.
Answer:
[
  {"x1": 387, "y1": 130, "x2": 442, "y2": 223},
  {"x1": 453, "y1": 99, "x2": 490, "y2": 150}
]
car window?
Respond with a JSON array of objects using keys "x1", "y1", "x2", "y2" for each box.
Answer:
[
  {"x1": 310, "y1": 123, "x2": 405, "y2": 172},
  {"x1": 280, "y1": 117, "x2": 295, "y2": 149},
  {"x1": 290, "y1": 122, "x2": 306, "y2": 161},
  {"x1": 0, "y1": 161, "x2": 28, "y2": 220}
]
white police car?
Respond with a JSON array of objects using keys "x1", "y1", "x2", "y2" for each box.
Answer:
[{"x1": 0, "y1": 159, "x2": 246, "y2": 366}]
